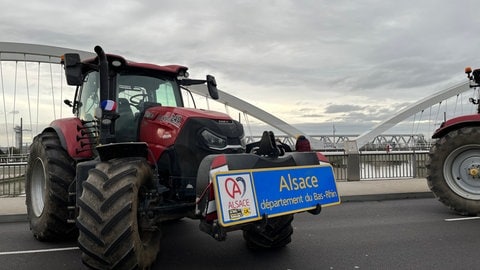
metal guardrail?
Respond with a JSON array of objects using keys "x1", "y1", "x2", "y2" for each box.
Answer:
[
  {"x1": 0, "y1": 155, "x2": 29, "y2": 163},
  {"x1": 0, "y1": 151, "x2": 429, "y2": 196},
  {"x1": 325, "y1": 151, "x2": 429, "y2": 181},
  {"x1": 0, "y1": 162, "x2": 27, "y2": 196}
]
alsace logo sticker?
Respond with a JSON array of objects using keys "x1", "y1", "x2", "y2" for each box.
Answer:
[
  {"x1": 216, "y1": 173, "x2": 258, "y2": 223},
  {"x1": 225, "y1": 176, "x2": 246, "y2": 199},
  {"x1": 158, "y1": 112, "x2": 182, "y2": 128}
]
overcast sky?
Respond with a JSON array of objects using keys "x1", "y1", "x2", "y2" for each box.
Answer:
[{"x1": 1, "y1": 0, "x2": 479, "y2": 141}]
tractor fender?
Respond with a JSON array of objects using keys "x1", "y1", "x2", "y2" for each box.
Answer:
[
  {"x1": 48, "y1": 118, "x2": 94, "y2": 159},
  {"x1": 432, "y1": 114, "x2": 480, "y2": 139},
  {"x1": 75, "y1": 143, "x2": 150, "y2": 205},
  {"x1": 196, "y1": 151, "x2": 328, "y2": 199}
]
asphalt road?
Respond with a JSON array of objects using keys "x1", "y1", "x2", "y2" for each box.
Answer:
[{"x1": 0, "y1": 198, "x2": 478, "y2": 270}]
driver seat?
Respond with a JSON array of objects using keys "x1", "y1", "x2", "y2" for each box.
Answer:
[{"x1": 116, "y1": 98, "x2": 137, "y2": 142}]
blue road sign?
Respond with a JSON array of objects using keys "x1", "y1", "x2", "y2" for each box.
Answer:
[{"x1": 213, "y1": 164, "x2": 340, "y2": 227}]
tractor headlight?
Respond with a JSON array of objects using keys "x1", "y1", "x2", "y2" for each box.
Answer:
[{"x1": 200, "y1": 129, "x2": 227, "y2": 150}]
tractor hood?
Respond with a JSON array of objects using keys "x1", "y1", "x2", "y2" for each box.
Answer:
[
  {"x1": 139, "y1": 106, "x2": 245, "y2": 161},
  {"x1": 143, "y1": 106, "x2": 233, "y2": 129}
]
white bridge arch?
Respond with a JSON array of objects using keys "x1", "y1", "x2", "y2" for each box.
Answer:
[{"x1": 346, "y1": 81, "x2": 471, "y2": 152}]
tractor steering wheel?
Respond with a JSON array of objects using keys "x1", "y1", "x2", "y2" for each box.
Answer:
[{"x1": 129, "y1": 93, "x2": 148, "y2": 106}]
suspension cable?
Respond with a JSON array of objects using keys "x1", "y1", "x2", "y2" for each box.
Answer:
[
  {"x1": 24, "y1": 55, "x2": 33, "y2": 140},
  {"x1": 414, "y1": 110, "x2": 424, "y2": 137},
  {"x1": 243, "y1": 112, "x2": 254, "y2": 143},
  {"x1": 428, "y1": 105, "x2": 432, "y2": 135},
  {"x1": 444, "y1": 98, "x2": 448, "y2": 120},
  {"x1": 453, "y1": 94, "x2": 459, "y2": 115},
  {"x1": 410, "y1": 112, "x2": 417, "y2": 138},
  {"x1": 60, "y1": 63, "x2": 64, "y2": 118},
  {"x1": 49, "y1": 60, "x2": 56, "y2": 119},
  {"x1": 12, "y1": 61, "x2": 18, "y2": 138},
  {"x1": 36, "y1": 62, "x2": 40, "y2": 135},
  {"x1": 0, "y1": 55, "x2": 10, "y2": 150},
  {"x1": 434, "y1": 101, "x2": 442, "y2": 130}
]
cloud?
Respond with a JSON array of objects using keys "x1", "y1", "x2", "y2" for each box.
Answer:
[{"x1": 324, "y1": 104, "x2": 365, "y2": 114}]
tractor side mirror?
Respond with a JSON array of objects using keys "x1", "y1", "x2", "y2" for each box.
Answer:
[
  {"x1": 63, "y1": 53, "x2": 83, "y2": 86},
  {"x1": 206, "y1": 75, "x2": 219, "y2": 100}
]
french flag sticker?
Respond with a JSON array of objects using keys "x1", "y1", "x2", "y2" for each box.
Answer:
[{"x1": 101, "y1": 100, "x2": 117, "y2": 111}]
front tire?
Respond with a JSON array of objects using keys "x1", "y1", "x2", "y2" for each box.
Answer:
[
  {"x1": 427, "y1": 127, "x2": 480, "y2": 215},
  {"x1": 77, "y1": 158, "x2": 161, "y2": 270},
  {"x1": 25, "y1": 131, "x2": 76, "y2": 241},
  {"x1": 242, "y1": 214, "x2": 294, "y2": 249}
]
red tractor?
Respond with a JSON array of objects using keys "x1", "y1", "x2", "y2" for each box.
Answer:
[
  {"x1": 427, "y1": 67, "x2": 480, "y2": 215},
  {"x1": 25, "y1": 46, "x2": 339, "y2": 269}
]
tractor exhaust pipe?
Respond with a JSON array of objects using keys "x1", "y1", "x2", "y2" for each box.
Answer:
[
  {"x1": 93, "y1": 46, "x2": 116, "y2": 144},
  {"x1": 94, "y1": 45, "x2": 109, "y2": 101}
]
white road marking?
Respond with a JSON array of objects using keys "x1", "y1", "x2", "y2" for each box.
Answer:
[
  {"x1": 0, "y1": 246, "x2": 79, "y2": 255},
  {"x1": 444, "y1": 216, "x2": 480, "y2": 222}
]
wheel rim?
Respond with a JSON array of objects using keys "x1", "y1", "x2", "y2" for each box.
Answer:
[
  {"x1": 444, "y1": 144, "x2": 480, "y2": 200},
  {"x1": 30, "y1": 157, "x2": 46, "y2": 217}
]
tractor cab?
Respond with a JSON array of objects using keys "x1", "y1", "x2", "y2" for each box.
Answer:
[
  {"x1": 75, "y1": 70, "x2": 182, "y2": 142},
  {"x1": 63, "y1": 50, "x2": 218, "y2": 144}
]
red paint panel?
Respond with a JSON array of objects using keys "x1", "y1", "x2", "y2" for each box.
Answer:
[{"x1": 50, "y1": 118, "x2": 94, "y2": 159}]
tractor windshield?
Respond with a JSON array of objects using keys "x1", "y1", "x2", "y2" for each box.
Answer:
[{"x1": 77, "y1": 72, "x2": 183, "y2": 120}]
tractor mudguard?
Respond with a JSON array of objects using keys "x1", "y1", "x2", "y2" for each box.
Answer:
[
  {"x1": 49, "y1": 117, "x2": 94, "y2": 159},
  {"x1": 75, "y1": 160, "x2": 100, "y2": 204},
  {"x1": 432, "y1": 114, "x2": 480, "y2": 138},
  {"x1": 75, "y1": 143, "x2": 150, "y2": 218}
]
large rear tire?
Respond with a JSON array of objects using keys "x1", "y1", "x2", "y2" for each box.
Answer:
[
  {"x1": 77, "y1": 157, "x2": 161, "y2": 270},
  {"x1": 25, "y1": 131, "x2": 77, "y2": 241},
  {"x1": 427, "y1": 127, "x2": 480, "y2": 215},
  {"x1": 242, "y1": 214, "x2": 294, "y2": 249}
]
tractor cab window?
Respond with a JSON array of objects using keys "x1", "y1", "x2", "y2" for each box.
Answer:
[
  {"x1": 155, "y1": 82, "x2": 178, "y2": 107},
  {"x1": 115, "y1": 74, "x2": 182, "y2": 142},
  {"x1": 77, "y1": 71, "x2": 100, "y2": 121}
]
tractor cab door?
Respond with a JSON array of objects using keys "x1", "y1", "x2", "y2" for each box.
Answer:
[{"x1": 116, "y1": 82, "x2": 142, "y2": 142}]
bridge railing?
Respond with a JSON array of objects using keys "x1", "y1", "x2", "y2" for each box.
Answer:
[
  {"x1": 0, "y1": 151, "x2": 429, "y2": 196},
  {"x1": 0, "y1": 155, "x2": 29, "y2": 163},
  {"x1": 324, "y1": 151, "x2": 429, "y2": 181},
  {"x1": 0, "y1": 161, "x2": 27, "y2": 196}
]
